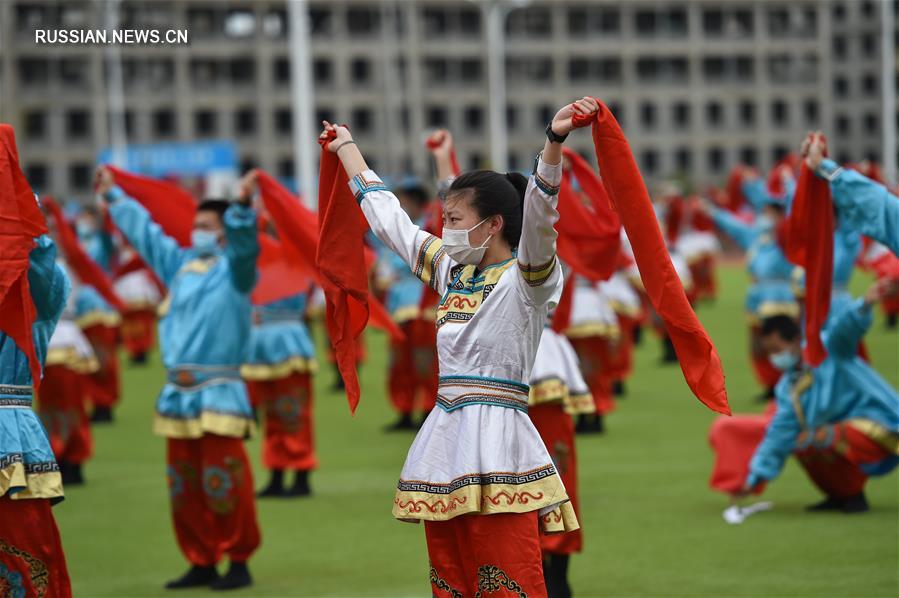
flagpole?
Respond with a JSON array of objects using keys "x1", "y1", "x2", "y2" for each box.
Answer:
[
  {"x1": 882, "y1": 0, "x2": 896, "y2": 185},
  {"x1": 104, "y1": 0, "x2": 127, "y2": 167},
  {"x1": 288, "y1": 0, "x2": 317, "y2": 206},
  {"x1": 484, "y1": 1, "x2": 508, "y2": 172}
]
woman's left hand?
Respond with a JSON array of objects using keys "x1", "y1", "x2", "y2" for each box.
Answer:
[{"x1": 550, "y1": 97, "x2": 600, "y2": 138}]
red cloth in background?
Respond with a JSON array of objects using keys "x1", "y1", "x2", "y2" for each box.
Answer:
[
  {"x1": 43, "y1": 197, "x2": 126, "y2": 311},
  {"x1": 0, "y1": 125, "x2": 49, "y2": 391},
  {"x1": 246, "y1": 373, "x2": 317, "y2": 472},
  {"x1": 82, "y1": 324, "x2": 121, "y2": 410},
  {"x1": 37, "y1": 365, "x2": 93, "y2": 465},
  {"x1": 573, "y1": 101, "x2": 730, "y2": 415},
  {"x1": 107, "y1": 166, "x2": 196, "y2": 247}
]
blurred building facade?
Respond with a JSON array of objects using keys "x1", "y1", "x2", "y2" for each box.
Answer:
[{"x1": 0, "y1": 0, "x2": 896, "y2": 200}]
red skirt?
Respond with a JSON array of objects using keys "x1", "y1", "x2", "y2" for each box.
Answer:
[
  {"x1": 425, "y1": 511, "x2": 547, "y2": 597},
  {"x1": 36, "y1": 366, "x2": 93, "y2": 465},
  {"x1": 0, "y1": 496, "x2": 72, "y2": 598},
  {"x1": 82, "y1": 324, "x2": 121, "y2": 409},
  {"x1": 120, "y1": 307, "x2": 156, "y2": 356},
  {"x1": 529, "y1": 403, "x2": 582, "y2": 555}
]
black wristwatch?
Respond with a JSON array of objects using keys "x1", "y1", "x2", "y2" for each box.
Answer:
[{"x1": 545, "y1": 122, "x2": 568, "y2": 144}]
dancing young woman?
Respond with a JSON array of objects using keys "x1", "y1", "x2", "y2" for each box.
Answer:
[{"x1": 321, "y1": 97, "x2": 600, "y2": 596}]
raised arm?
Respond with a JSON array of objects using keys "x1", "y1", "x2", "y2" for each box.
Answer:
[
  {"x1": 709, "y1": 206, "x2": 756, "y2": 250},
  {"x1": 322, "y1": 123, "x2": 454, "y2": 296},
  {"x1": 95, "y1": 167, "x2": 185, "y2": 285},
  {"x1": 27, "y1": 235, "x2": 71, "y2": 323},
  {"x1": 223, "y1": 203, "x2": 259, "y2": 294},
  {"x1": 805, "y1": 133, "x2": 899, "y2": 255},
  {"x1": 822, "y1": 295, "x2": 875, "y2": 359}
]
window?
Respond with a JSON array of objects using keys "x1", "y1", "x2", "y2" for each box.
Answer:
[
  {"x1": 347, "y1": 8, "x2": 379, "y2": 35},
  {"x1": 464, "y1": 106, "x2": 483, "y2": 131},
  {"x1": 771, "y1": 146, "x2": 790, "y2": 164},
  {"x1": 351, "y1": 58, "x2": 371, "y2": 84},
  {"x1": 224, "y1": 9, "x2": 255, "y2": 38},
  {"x1": 641, "y1": 149, "x2": 658, "y2": 174},
  {"x1": 24, "y1": 111, "x2": 46, "y2": 139},
  {"x1": 352, "y1": 108, "x2": 373, "y2": 133},
  {"x1": 309, "y1": 8, "x2": 332, "y2": 36},
  {"x1": 69, "y1": 163, "x2": 92, "y2": 191},
  {"x1": 67, "y1": 109, "x2": 91, "y2": 139},
  {"x1": 833, "y1": 36, "x2": 847, "y2": 60},
  {"x1": 275, "y1": 109, "x2": 292, "y2": 134},
  {"x1": 278, "y1": 159, "x2": 294, "y2": 179},
  {"x1": 864, "y1": 113, "x2": 879, "y2": 134},
  {"x1": 672, "y1": 102, "x2": 691, "y2": 129},
  {"x1": 506, "y1": 57, "x2": 553, "y2": 85},
  {"x1": 25, "y1": 164, "x2": 48, "y2": 190},
  {"x1": 506, "y1": 6, "x2": 552, "y2": 38},
  {"x1": 59, "y1": 57, "x2": 89, "y2": 87},
  {"x1": 739, "y1": 146, "x2": 758, "y2": 166},
  {"x1": 636, "y1": 57, "x2": 688, "y2": 83},
  {"x1": 18, "y1": 58, "x2": 50, "y2": 86},
  {"x1": 707, "y1": 147, "x2": 725, "y2": 173},
  {"x1": 230, "y1": 58, "x2": 255, "y2": 85},
  {"x1": 739, "y1": 101, "x2": 756, "y2": 126},
  {"x1": 567, "y1": 7, "x2": 619, "y2": 36},
  {"x1": 835, "y1": 114, "x2": 851, "y2": 135},
  {"x1": 770, "y1": 100, "x2": 789, "y2": 126},
  {"x1": 240, "y1": 156, "x2": 257, "y2": 174},
  {"x1": 803, "y1": 100, "x2": 819, "y2": 125},
  {"x1": 705, "y1": 102, "x2": 724, "y2": 127},
  {"x1": 190, "y1": 59, "x2": 220, "y2": 86},
  {"x1": 635, "y1": 10, "x2": 657, "y2": 36},
  {"x1": 235, "y1": 108, "x2": 256, "y2": 136},
  {"x1": 427, "y1": 106, "x2": 448, "y2": 128},
  {"x1": 422, "y1": 8, "x2": 448, "y2": 36},
  {"x1": 194, "y1": 110, "x2": 217, "y2": 136},
  {"x1": 674, "y1": 147, "x2": 692, "y2": 172},
  {"x1": 862, "y1": 74, "x2": 878, "y2": 94},
  {"x1": 153, "y1": 109, "x2": 176, "y2": 137},
  {"x1": 316, "y1": 108, "x2": 335, "y2": 125},
  {"x1": 703, "y1": 9, "x2": 724, "y2": 36},
  {"x1": 508, "y1": 152, "x2": 520, "y2": 171},
  {"x1": 468, "y1": 153, "x2": 483, "y2": 171},
  {"x1": 834, "y1": 76, "x2": 849, "y2": 97},
  {"x1": 537, "y1": 105, "x2": 554, "y2": 128},
  {"x1": 506, "y1": 105, "x2": 519, "y2": 128},
  {"x1": 640, "y1": 102, "x2": 657, "y2": 129},
  {"x1": 459, "y1": 59, "x2": 482, "y2": 82},
  {"x1": 273, "y1": 57, "x2": 290, "y2": 84}
]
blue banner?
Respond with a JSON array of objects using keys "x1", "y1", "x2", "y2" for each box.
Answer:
[{"x1": 97, "y1": 140, "x2": 237, "y2": 177}]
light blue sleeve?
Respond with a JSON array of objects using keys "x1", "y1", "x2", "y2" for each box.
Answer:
[
  {"x1": 747, "y1": 386, "x2": 801, "y2": 487},
  {"x1": 27, "y1": 235, "x2": 70, "y2": 323},
  {"x1": 105, "y1": 186, "x2": 186, "y2": 286},
  {"x1": 711, "y1": 207, "x2": 755, "y2": 250},
  {"x1": 223, "y1": 204, "x2": 259, "y2": 294},
  {"x1": 742, "y1": 179, "x2": 769, "y2": 213},
  {"x1": 819, "y1": 159, "x2": 899, "y2": 255},
  {"x1": 822, "y1": 297, "x2": 872, "y2": 359}
]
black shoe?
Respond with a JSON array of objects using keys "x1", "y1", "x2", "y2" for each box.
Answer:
[
  {"x1": 805, "y1": 496, "x2": 845, "y2": 512},
  {"x1": 61, "y1": 462, "x2": 84, "y2": 486},
  {"x1": 130, "y1": 352, "x2": 148, "y2": 365},
  {"x1": 90, "y1": 406, "x2": 113, "y2": 423},
  {"x1": 384, "y1": 413, "x2": 416, "y2": 432},
  {"x1": 841, "y1": 492, "x2": 869, "y2": 513},
  {"x1": 632, "y1": 325, "x2": 643, "y2": 346},
  {"x1": 210, "y1": 561, "x2": 252, "y2": 591},
  {"x1": 613, "y1": 380, "x2": 626, "y2": 398},
  {"x1": 165, "y1": 565, "x2": 219, "y2": 589},
  {"x1": 284, "y1": 470, "x2": 311, "y2": 497},
  {"x1": 257, "y1": 470, "x2": 285, "y2": 498},
  {"x1": 592, "y1": 413, "x2": 605, "y2": 434},
  {"x1": 575, "y1": 414, "x2": 589, "y2": 434},
  {"x1": 661, "y1": 337, "x2": 678, "y2": 364},
  {"x1": 886, "y1": 314, "x2": 897, "y2": 329},
  {"x1": 544, "y1": 554, "x2": 572, "y2": 598}
]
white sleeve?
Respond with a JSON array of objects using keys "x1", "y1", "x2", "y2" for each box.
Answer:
[
  {"x1": 516, "y1": 155, "x2": 564, "y2": 306},
  {"x1": 352, "y1": 170, "x2": 455, "y2": 296}
]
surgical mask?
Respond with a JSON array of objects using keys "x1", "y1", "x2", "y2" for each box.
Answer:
[
  {"x1": 756, "y1": 214, "x2": 774, "y2": 232},
  {"x1": 76, "y1": 221, "x2": 94, "y2": 238},
  {"x1": 442, "y1": 217, "x2": 492, "y2": 265},
  {"x1": 191, "y1": 230, "x2": 220, "y2": 256},
  {"x1": 769, "y1": 349, "x2": 799, "y2": 372}
]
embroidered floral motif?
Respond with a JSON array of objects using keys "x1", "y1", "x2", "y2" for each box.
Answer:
[
  {"x1": 429, "y1": 565, "x2": 464, "y2": 598},
  {"x1": 203, "y1": 466, "x2": 234, "y2": 500},
  {"x1": 167, "y1": 465, "x2": 184, "y2": 500},
  {"x1": 0, "y1": 540, "x2": 49, "y2": 598},
  {"x1": 476, "y1": 564, "x2": 527, "y2": 597},
  {"x1": 481, "y1": 491, "x2": 544, "y2": 507},
  {"x1": 394, "y1": 496, "x2": 467, "y2": 514}
]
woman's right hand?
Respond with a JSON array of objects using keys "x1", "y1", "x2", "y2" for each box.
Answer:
[
  {"x1": 427, "y1": 129, "x2": 454, "y2": 156},
  {"x1": 320, "y1": 121, "x2": 354, "y2": 153}
]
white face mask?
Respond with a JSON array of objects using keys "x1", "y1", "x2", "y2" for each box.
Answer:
[
  {"x1": 769, "y1": 349, "x2": 799, "y2": 372},
  {"x1": 442, "y1": 217, "x2": 493, "y2": 265}
]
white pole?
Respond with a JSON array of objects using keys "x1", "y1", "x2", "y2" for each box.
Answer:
[
  {"x1": 485, "y1": 1, "x2": 508, "y2": 172},
  {"x1": 288, "y1": 0, "x2": 317, "y2": 206},
  {"x1": 881, "y1": 0, "x2": 897, "y2": 185},
  {"x1": 104, "y1": 0, "x2": 127, "y2": 167}
]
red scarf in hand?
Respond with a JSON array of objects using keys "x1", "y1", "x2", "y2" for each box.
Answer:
[
  {"x1": 315, "y1": 131, "x2": 372, "y2": 414},
  {"x1": 571, "y1": 101, "x2": 730, "y2": 415},
  {"x1": 725, "y1": 167, "x2": 749, "y2": 213},
  {"x1": 425, "y1": 138, "x2": 461, "y2": 177},
  {"x1": 107, "y1": 166, "x2": 196, "y2": 247},
  {"x1": 0, "y1": 125, "x2": 50, "y2": 390},
  {"x1": 43, "y1": 197, "x2": 125, "y2": 312},
  {"x1": 777, "y1": 135, "x2": 834, "y2": 366}
]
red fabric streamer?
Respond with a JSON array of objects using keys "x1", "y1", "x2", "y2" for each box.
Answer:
[
  {"x1": 0, "y1": 125, "x2": 48, "y2": 390},
  {"x1": 572, "y1": 101, "x2": 730, "y2": 415},
  {"x1": 724, "y1": 167, "x2": 749, "y2": 212},
  {"x1": 778, "y1": 135, "x2": 834, "y2": 366},
  {"x1": 106, "y1": 166, "x2": 197, "y2": 247},
  {"x1": 665, "y1": 196, "x2": 684, "y2": 245},
  {"x1": 43, "y1": 197, "x2": 125, "y2": 312},
  {"x1": 315, "y1": 131, "x2": 372, "y2": 413},
  {"x1": 425, "y1": 137, "x2": 461, "y2": 177}
]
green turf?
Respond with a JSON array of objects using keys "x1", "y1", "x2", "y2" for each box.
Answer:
[{"x1": 56, "y1": 265, "x2": 898, "y2": 597}]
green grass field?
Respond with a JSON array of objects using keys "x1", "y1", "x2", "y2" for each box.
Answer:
[{"x1": 56, "y1": 265, "x2": 898, "y2": 597}]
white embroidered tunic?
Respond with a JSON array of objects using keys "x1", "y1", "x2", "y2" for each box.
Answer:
[{"x1": 353, "y1": 158, "x2": 578, "y2": 533}]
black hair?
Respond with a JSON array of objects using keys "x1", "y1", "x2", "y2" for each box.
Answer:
[
  {"x1": 446, "y1": 170, "x2": 527, "y2": 248},
  {"x1": 196, "y1": 199, "x2": 230, "y2": 224},
  {"x1": 397, "y1": 185, "x2": 430, "y2": 207},
  {"x1": 764, "y1": 202, "x2": 786, "y2": 216},
  {"x1": 760, "y1": 314, "x2": 800, "y2": 342}
]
